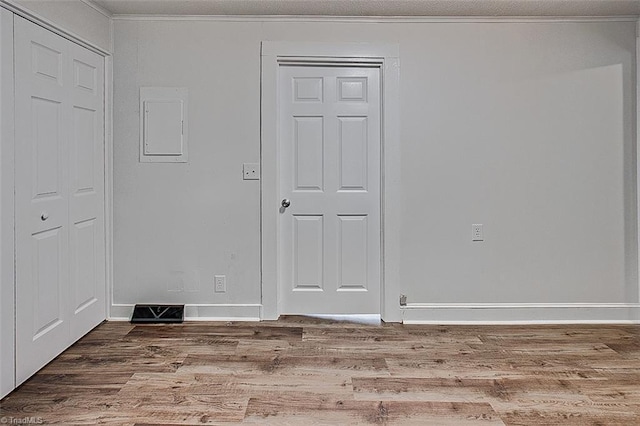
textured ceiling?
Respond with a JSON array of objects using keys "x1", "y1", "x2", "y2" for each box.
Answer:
[{"x1": 91, "y1": 0, "x2": 640, "y2": 17}]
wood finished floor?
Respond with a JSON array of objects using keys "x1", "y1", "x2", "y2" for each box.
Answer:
[{"x1": 1, "y1": 317, "x2": 639, "y2": 425}]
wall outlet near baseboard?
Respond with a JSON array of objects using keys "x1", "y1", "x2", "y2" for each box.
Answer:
[
  {"x1": 214, "y1": 275, "x2": 226, "y2": 293},
  {"x1": 472, "y1": 224, "x2": 484, "y2": 241},
  {"x1": 243, "y1": 163, "x2": 260, "y2": 180}
]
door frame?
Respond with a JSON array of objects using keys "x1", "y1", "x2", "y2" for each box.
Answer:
[
  {"x1": 0, "y1": 6, "x2": 15, "y2": 398},
  {"x1": 260, "y1": 42, "x2": 401, "y2": 322}
]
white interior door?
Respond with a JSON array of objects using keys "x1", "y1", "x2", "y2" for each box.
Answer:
[
  {"x1": 15, "y1": 16, "x2": 71, "y2": 384},
  {"x1": 279, "y1": 65, "x2": 381, "y2": 315},
  {"x1": 68, "y1": 40, "x2": 105, "y2": 339},
  {"x1": 14, "y1": 16, "x2": 105, "y2": 384}
]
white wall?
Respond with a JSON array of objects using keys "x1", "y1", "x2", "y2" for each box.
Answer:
[
  {"x1": 112, "y1": 18, "x2": 637, "y2": 321},
  {"x1": 6, "y1": 0, "x2": 111, "y2": 51},
  {"x1": 397, "y1": 23, "x2": 636, "y2": 303},
  {"x1": 0, "y1": 6, "x2": 14, "y2": 399}
]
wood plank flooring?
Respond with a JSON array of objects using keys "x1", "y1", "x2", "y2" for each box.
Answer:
[{"x1": 1, "y1": 317, "x2": 639, "y2": 425}]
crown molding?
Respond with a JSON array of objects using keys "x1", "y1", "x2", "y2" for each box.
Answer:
[
  {"x1": 81, "y1": 0, "x2": 113, "y2": 18},
  {"x1": 111, "y1": 14, "x2": 639, "y2": 23},
  {"x1": 0, "y1": 0, "x2": 111, "y2": 55}
]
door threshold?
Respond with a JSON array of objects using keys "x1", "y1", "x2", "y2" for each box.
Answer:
[{"x1": 305, "y1": 314, "x2": 381, "y2": 326}]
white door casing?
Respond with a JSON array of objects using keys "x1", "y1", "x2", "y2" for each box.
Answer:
[
  {"x1": 0, "y1": 6, "x2": 15, "y2": 399},
  {"x1": 261, "y1": 42, "x2": 401, "y2": 321},
  {"x1": 279, "y1": 66, "x2": 381, "y2": 315},
  {"x1": 14, "y1": 16, "x2": 105, "y2": 384}
]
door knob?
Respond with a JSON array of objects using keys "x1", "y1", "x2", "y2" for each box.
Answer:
[
  {"x1": 41, "y1": 212, "x2": 49, "y2": 221},
  {"x1": 281, "y1": 199, "x2": 291, "y2": 208}
]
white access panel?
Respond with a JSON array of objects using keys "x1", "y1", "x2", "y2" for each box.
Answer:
[{"x1": 140, "y1": 87, "x2": 188, "y2": 162}]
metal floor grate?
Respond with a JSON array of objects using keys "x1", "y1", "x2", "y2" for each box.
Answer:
[{"x1": 131, "y1": 304, "x2": 185, "y2": 323}]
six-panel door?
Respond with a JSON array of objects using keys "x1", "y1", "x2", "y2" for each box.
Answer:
[
  {"x1": 279, "y1": 66, "x2": 381, "y2": 315},
  {"x1": 68, "y1": 40, "x2": 106, "y2": 340}
]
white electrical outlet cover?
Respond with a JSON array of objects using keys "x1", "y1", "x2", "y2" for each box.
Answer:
[
  {"x1": 243, "y1": 163, "x2": 260, "y2": 180},
  {"x1": 214, "y1": 275, "x2": 226, "y2": 292},
  {"x1": 472, "y1": 224, "x2": 484, "y2": 241}
]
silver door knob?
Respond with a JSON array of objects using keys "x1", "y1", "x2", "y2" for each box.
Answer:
[
  {"x1": 281, "y1": 199, "x2": 291, "y2": 208},
  {"x1": 41, "y1": 212, "x2": 49, "y2": 221}
]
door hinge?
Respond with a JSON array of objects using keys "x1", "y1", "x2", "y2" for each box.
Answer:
[{"x1": 399, "y1": 294, "x2": 407, "y2": 307}]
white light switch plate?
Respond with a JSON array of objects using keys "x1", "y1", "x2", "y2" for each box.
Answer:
[{"x1": 243, "y1": 163, "x2": 260, "y2": 180}]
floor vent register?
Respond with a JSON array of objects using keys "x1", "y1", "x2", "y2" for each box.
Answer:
[{"x1": 131, "y1": 304, "x2": 185, "y2": 323}]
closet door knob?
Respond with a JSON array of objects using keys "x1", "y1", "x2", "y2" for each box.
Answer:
[
  {"x1": 281, "y1": 199, "x2": 291, "y2": 208},
  {"x1": 41, "y1": 212, "x2": 49, "y2": 221}
]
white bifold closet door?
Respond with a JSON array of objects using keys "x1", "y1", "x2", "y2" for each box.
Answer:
[{"x1": 14, "y1": 16, "x2": 105, "y2": 385}]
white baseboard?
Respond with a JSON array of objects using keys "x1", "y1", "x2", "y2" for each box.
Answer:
[
  {"x1": 402, "y1": 303, "x2": 640, "y2": 324},
  {"x1": 109, "y1": 302, "x2": 640, "y2": 324},
  {"x1": 109, "y1": 303, "x2": 261, "y2": 322}
]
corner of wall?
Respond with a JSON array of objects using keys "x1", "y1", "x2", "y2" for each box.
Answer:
[{"x1": 636, "y1": 17, "x2": 640, "y2": 308}]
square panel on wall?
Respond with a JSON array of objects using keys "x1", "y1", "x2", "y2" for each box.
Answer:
[{"x1": 139, "y1": 87, "x2": 188, "y2": 163}]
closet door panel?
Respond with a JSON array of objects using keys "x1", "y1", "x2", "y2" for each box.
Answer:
[
  {"x1": 14, "y1": 16, "x2": 106, "y2": 385},
  {"x1": 14, "y1": 15, "x2": 71, "y2": 385},
  {"x1": 68, "y1": 43, "x2": 105, "y2": 339}
]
